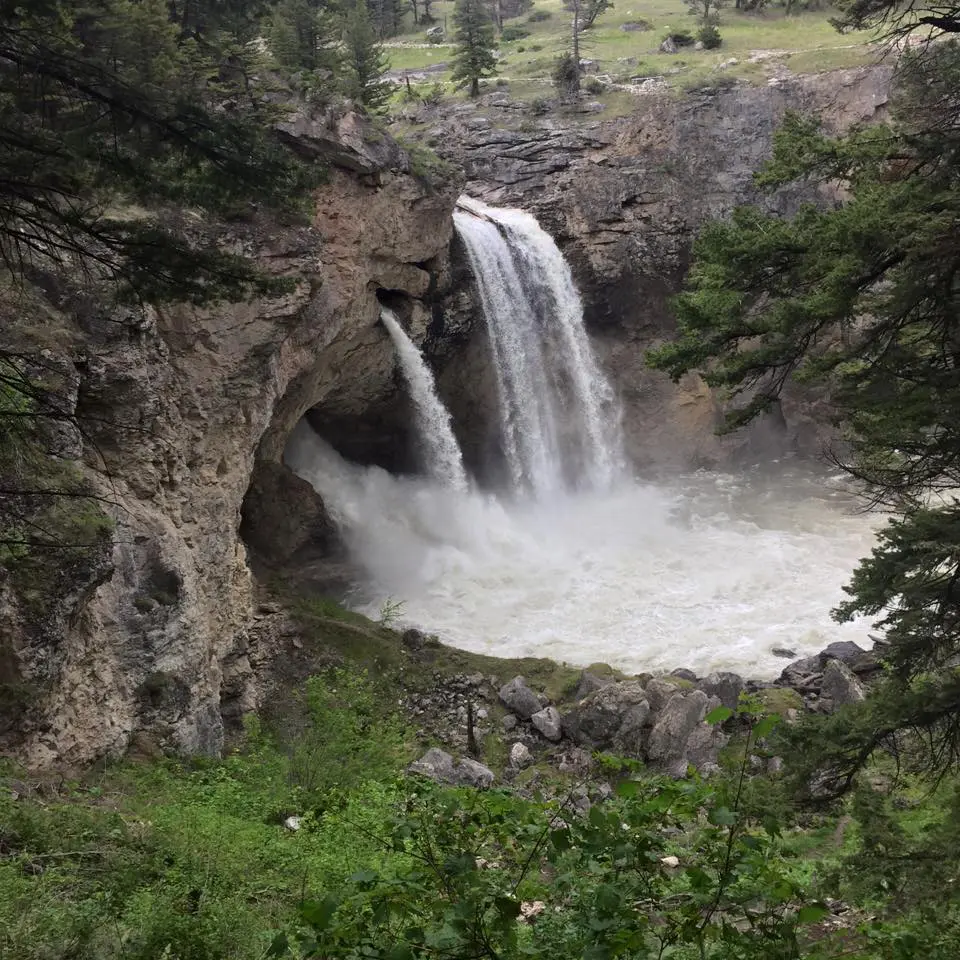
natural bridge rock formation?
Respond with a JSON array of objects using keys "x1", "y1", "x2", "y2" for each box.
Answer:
[{"x1": 0, "y1": 108, "x2": 460, "y2": 765}]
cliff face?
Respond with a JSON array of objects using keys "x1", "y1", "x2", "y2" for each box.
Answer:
[
  {"x1": 429, "y1": 66, "x2": 892, "y2": 470},
  {"x1": 0, "y1": 110, "x2": 459, "y2": 766}
]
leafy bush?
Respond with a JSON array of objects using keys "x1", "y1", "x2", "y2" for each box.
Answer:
[
  {"x1": 666, "y1": 28, "x2": 696, "y2": 46},
  {"x1": 552, "y1": 52, "x2": 580, "y2": 97},
  {"x1": 698, "y1": 23, "x2": 723, "y2": 48},
  {"x1": 501, "y1": 24, "x2": 530, "y2": 41},
  {"x1": 583, "y1": 76, "x2": 605, "y2": 94},
  {"x1": 527, "y1": 8, "x2": 552, "y2": 20}
]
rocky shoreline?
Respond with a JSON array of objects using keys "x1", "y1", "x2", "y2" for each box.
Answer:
[{"x1": 404, "y1": 635, "x2": 879, "y2": 789}]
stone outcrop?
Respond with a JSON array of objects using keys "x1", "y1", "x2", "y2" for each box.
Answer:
[
  {"x1": 426, "y1": 67, "x2": 893, "y2": 470},
  {"x1": 1, "y1": 108, "x2": 461, "y2": 766}
]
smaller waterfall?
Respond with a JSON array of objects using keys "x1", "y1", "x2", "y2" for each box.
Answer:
[{"x1": 381, "y1": 308, "x2": 469, "y2": 491}]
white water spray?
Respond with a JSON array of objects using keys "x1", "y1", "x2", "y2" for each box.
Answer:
[
  {"x1": 286, "y1": 423, "x2": 879, "y2": 678},
  {"x1": 285, "y1": 199, "x2": 881, "y2": 678},
  {"x1": 454, "y1": 196, "x2": 624, "y2": 495},
  {"x1": 381, "y1": 308, "x2": 468, "y2": 491}
]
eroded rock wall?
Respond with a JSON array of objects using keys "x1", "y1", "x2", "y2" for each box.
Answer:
[{"x1": 0, "y1": 111, "x2": 460, "y2": 765}]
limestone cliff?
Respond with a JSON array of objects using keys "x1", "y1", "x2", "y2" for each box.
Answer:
[{"x1": 0, "y1": 110, "x2": 459, "y2": 766}]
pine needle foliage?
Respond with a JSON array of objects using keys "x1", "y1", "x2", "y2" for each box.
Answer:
[
  {"x1": 648, "y1": 6, "x2": 960, "y2": 794},
  {"x1": 450, "y1": 0, "x2": 498, "y2": 97}
]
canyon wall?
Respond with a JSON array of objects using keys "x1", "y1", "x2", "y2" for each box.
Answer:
[{"x1": 428, "y1": 66, "x2": 892, "y2": 469}]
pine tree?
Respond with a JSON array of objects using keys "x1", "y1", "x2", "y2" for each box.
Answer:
[
  {"x1": 269, "y1": 0, "x2": 342, "y2": 75},
  {"x1": 450, "y1": 0, "x2": 497, "y2": 97},
  {"x1": 648, "y1": 20, "x2": 960, "y2": 796},
  {"x1": 341, "y1": 2, "x2": 393, "y2": 112}
]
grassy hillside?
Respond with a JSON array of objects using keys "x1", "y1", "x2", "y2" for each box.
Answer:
[{"x1": 385, "y1": 0, "x2": 879, "y2": 98}]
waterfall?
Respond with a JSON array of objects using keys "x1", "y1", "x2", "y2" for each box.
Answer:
[
  {"x1": 381, "y1": 308, "x2": 469, "y2": 491},
  {"x1": 453, "y1": 195, "x2": 625, "y2": 496}
]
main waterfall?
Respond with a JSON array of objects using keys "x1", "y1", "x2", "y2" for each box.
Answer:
[
  {"x1": 285, "y1": 199, "x2": 878, "y2": 678},
  {"x1": 453, "y1": 197, "x2": 624, "y2": 496}
]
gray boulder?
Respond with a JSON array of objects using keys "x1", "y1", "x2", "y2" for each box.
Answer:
[
  {"x1": 820, "y1": 659, "x2": 866, "y2": 709},
  {"x1": 778, "y1": 655, "x2": 823, "y2": 689},
  {"x1": 408, "y1": 747, "x2": 457, "y2": 782},
  {"x1": 698, "y1": 671, "x2": 745, "y2": 711},
  {"x1": 647, "y1": 690, "x2": 709, "y2": 762},
  {"x1": 408, "y1": 748, "x2": 495, "y2": 788},
  {"x1": 457, "y1": 758, "x2": 496, "y2": 788},
  {"x1": 499, "y1": 676, "x2": 542, "y2": 719},
  {"x1": 562, "y1": 680, "x2": 648, "y2": 748},
  {"x1": 574, "y1": 668, "x2": 616, "y2": 700},
  {"x1": 612, "y1": 700, "x2": 651, "y2": 755},
  {"x1": 684, "y1": 722, "x2": 729, "y2": 770},
  {"x1": 531, "y1": 705, "x2": 563, "y2": 741},
  {"x1": 820, "y1": 641, "x2": 868, "y2": 664},
  {"x1": 671, "y1": 668, "x2": 699, "y2": 683},
  {"x1": 660, "y1": 37, "x2": 678, "y2": 54},
  {"x1": 644, "y1": 677, "x2": 681, "y2": 712},
  {"x1": 509, "y1": 742, "x2": 532, "y2": 769}
]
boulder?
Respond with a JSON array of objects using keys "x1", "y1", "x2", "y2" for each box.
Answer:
[
  {"x1": 644, "y1": 677, "x2": 681, "y2": 713},
  {"x1": 620, "y1": 20, "x2": 651, "y2": 32},
  {"x1": 499, "y1": 676, "x2": 542, "y2": 719},
  {"x1": 698, "y1": 671, "x2": 745, "y2": 711},
  {"x1": 612, "y1": 700, "x2": 651, "y2": 755},
  {"x1": 562, "y1": 680, "x2": 648, "y2": 747},
  {"x1": 778, "y1": 655, "x2": 823, "y2": 689},
  {"x1": 820, "y1": 641, "x2": 867, "y2": 664},
  {"x1": 660, "y1": 37, "x2": 678, "y2": 54},
  {"x1": 574, "y1": 668, "x2": 615, "y2": 700},
  {"x1": 771, "y1": 646, "x2": 797, "y2": 659},
  {"x1": 457, "y1": 757, "x2": 496, "y2": 788},
  {"x1": 501, "y1": 713, "x2": 519, "y2": 731},
  {"x1": 684, "y1": 722, "x2": 728, "y2": 771},
  {"x1": 647, "y1": 690, "x2": 709, "y2": 762},
  {"x1": 408, "y1": 747, "x2": 457, "y2": 782},
  {"x1": 509, "y1": 742, "x2": 532, "y2": 769},
  {"x1": 531, "y1": 705, "x2": 563, "y2": 741},
  {"x1": 820, "y1": 659, "x2": 866, "y2": 709},
  {"x1": 671, "y1": 668, "x2": 699, "y2": 683},
  {"x1": 408, "y1": 748, "x2": 495, "y2": 788}
]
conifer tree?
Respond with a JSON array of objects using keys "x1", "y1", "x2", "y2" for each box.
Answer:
[
  {"x1": 341, "y1": 1, "x2": 393, "y2": 111},
  {"x1": 648, "y1": 8, "x2": 960, "y2": 795},
  {"x1": 450, "y1": 0, "x2": 498, "y2": 97}
]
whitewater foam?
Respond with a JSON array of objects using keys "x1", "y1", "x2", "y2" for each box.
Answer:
[{"x1": 285, "y1": 422, "x2": 879, "y2": 680}]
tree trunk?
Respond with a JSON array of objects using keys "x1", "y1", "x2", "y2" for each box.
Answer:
[
  {"x1": 411, "y1": 0, "x2": 419, "y2": 24},
  {"x1": 471, "y1": 76, "x2": 479, "y2": 96},
  {"x1": 572, "y1": 0, "x2": 581, "y2": 93}
]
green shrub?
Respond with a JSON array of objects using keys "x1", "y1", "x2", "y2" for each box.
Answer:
[
  {"x1": 666, "y1": 28, "x2": 695, "y2": 46},
  {"x1": 583, "y1": 76, "x2": 605, "y2": 94},
  {"x1": 698, "y1": 23, "x2": 723, "y2": 49},
  {"x1": 527, "y1": 8, "x2": 552, "y2": 20},
  {"x1": 552, "y1": 52, "x2": 580, "y2": 97},
  {"x1": 501, "y1": 25, "x2": 530, "y2": 41}
]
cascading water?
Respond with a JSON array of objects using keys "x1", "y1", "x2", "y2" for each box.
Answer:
[
  {"x1": 453, "y1": 196, "x2": 624, "y2": 495},
  {"x1": 285, "y1": 199, "x2": 881, "y2": 679},
  {"x1": 380, "y1": 308, "x2": 468, "y2": 491}
]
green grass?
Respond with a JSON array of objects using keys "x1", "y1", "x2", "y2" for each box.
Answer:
[{"x1": 385, "y1": 0, "x2": 882, "y2": 110}]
